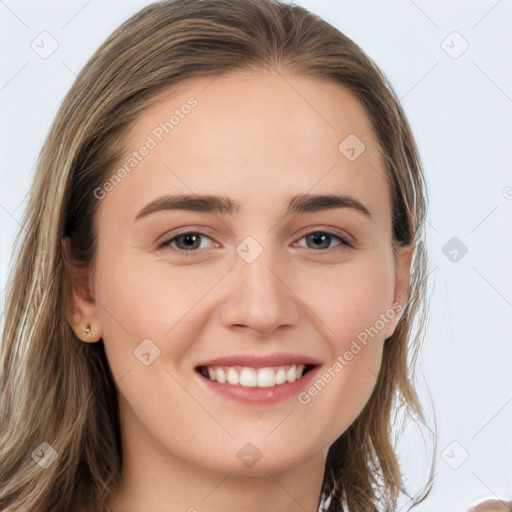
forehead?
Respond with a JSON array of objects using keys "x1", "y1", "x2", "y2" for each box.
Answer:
[{"x1": 98, "y1": 70, "x2": 391, "y2": 227}]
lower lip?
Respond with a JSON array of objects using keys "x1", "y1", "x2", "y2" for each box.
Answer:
[{"x1": 196, "y1": 366, "x2": 320, "y2": 405}]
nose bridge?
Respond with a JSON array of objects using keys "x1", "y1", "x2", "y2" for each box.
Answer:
[{"x1": 220, "y1": 238, "x2": 300, "y2": 335}]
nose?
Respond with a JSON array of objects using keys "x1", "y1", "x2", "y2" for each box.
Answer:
[{"x1": 220, "y1": 246, "x2": 301, "y2": 337}]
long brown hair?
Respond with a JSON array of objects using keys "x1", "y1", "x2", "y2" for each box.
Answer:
[{"x1": 0, "y1": 1, "x2": 433, "y2": 510}]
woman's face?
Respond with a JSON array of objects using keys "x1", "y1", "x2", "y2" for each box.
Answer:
[{"x1": 80, "y1": 70, "x2": 412, "y2": 477}]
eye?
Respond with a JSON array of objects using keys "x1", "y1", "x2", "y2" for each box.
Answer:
[
  {"x1": 158, "y1": 232, "x2": 215, "y2": 254},
  {"x1": 292, "y1": 231, "x2": 352, "y2": 250},
  {"x1": 157, "y1": 229, "x2": 352, "y2": 256}
]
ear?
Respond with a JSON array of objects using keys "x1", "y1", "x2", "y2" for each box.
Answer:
[
  {"x1": 383, "y1": 244, "x2": 414, "y2": 340},
  {"x1": 61, "y1": 237, "x2": 103, "y2": 343}
]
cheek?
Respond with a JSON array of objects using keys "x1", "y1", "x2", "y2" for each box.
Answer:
[
  {"x1": 294, "y1": 257, "x2": 395, "y2": 419},
  {"x1": 300, "y1": 256, "x2": 396, "y2": 347},
  {"x1": 93, "y1": 256, "x2": 220, "y2": 374}
]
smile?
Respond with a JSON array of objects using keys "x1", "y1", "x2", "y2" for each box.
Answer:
[
  {"x1": 197, "y1": 364, "x2": 312, "y2": 387},
  {"x1": 194, "y1": 353, "x2": 321, "y2": 404}
]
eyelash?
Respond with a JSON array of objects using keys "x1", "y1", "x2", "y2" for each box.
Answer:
[{"x1": 157, "y1": 230, "x2": 353, "y2": 256}]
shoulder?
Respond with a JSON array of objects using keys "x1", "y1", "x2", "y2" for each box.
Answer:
[{"x1": 469, "y1": 499, "x2": 512, "y2": 511}]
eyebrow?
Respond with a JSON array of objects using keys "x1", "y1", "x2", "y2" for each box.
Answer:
[{"x1": 134, "y1": 193, "x2": 373, "y2": 221}]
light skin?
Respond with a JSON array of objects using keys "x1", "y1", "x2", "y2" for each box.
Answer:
[{"x1": 65, "y1": 70, "x2": 413, "y2": 512}]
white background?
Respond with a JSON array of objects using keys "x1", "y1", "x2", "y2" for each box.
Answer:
[{"x1": 1, "y1": 1, "x2": 511, "y2": 510}]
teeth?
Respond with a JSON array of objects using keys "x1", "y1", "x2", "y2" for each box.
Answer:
[
  {"x1": 227, "y1": 367, "x2": 239, "y2": 385},
  {"x1": 275, "y1": 368, "x2": 287, "y2": 385},
  {"x1": 239, "y1": 367, "x2": 257, "y2": 387},
  {"x1": 202, "y1": 364, "x2": 309, "y2": 388},
  {"x1": 216, "y1": 367, "x2": 226, "y2": 383},
  {"x1": 257, "y1": 368, "x2": 275, "y2": 387},
  {"x1": 286, "y1": 365, "x2": 297, "y2": 383}
]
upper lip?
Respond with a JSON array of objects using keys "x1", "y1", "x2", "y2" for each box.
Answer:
[{"x1": 196, "y1": 353, "x2": 322, "y2": 369}]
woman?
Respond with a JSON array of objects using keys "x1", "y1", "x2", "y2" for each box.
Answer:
[{"x1": 0, "y1": 0, "x2": 433, "y2": 510}]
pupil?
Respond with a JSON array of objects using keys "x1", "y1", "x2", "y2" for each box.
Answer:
[
  {"x1": 309, "y1": 233, "x2": 329, "y2": 249},
  {"x1": 182, "y1": 234, "x2": 199, "y2": 248}
]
